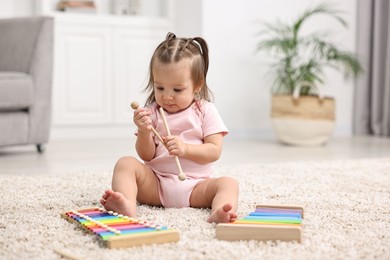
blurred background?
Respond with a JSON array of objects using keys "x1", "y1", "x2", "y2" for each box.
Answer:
[{"x1": 0, "y1": 0, "x2": 360, "y2": 140}]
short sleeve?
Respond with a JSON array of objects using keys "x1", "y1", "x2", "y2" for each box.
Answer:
[{"x1": 201, "y1": 101, "x2": 229, "y2": 137}]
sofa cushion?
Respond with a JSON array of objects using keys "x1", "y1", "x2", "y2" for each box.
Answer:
[{"x1": 0, "y1": 72, "x2": 33, "y2": 110}]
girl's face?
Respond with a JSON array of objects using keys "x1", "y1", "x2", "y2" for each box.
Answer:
[{"x1": 153, "y1": 59, "x2": 200, "y2": 113}]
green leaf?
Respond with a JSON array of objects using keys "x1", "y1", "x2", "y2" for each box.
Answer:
[{"x1": 255, "y1": 1, "x2": 362, "y2": 95}]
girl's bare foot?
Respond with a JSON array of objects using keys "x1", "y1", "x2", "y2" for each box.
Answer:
[
  {"x1": 99, "y1": 190, "x2": 135, "y2": 217},
  {"x1": 207, "y1": 203, "x2": 237, "y2": 223}
]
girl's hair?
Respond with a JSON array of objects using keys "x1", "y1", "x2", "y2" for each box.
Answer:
[{"x1": 144, "y1": 32, "x2": 213, "y2": 105}]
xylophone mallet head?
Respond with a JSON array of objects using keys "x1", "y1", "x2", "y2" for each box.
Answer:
[
  {"x1": 178, "y1": 173, "x2": 186, "y2": 181},
  {"x1": 131, "y1": 101, "x2": 139, "y2": 110}
]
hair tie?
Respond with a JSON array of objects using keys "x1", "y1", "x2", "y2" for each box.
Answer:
[
  {"x1": 192, "y1": 38, "x2": 203, "y2": 54},
  {"x1": 164, "y1": 32, "x2": 176, "y2": 48},
  {"x1": 166, "y1": 32, "x2": 176, "y2": 41}
]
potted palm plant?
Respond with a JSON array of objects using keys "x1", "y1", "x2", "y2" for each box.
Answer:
[{"x1": 256, "y1": 2, "x2": 362, "y2": 146}]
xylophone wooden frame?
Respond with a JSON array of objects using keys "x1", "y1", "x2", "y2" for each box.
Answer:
[
  {"x1": 216, "y1": 204, "x2": 304, "y2": 243},
  {"x1": 61, "y1": 208, "x2": 180, "y2": 248}
]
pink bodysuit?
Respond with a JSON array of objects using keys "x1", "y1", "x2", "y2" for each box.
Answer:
[{"x1": 144, "y1": 100, "x2": 228, "y2": 208}]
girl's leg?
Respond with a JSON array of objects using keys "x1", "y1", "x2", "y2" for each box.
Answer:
[
  {"x1": 189, "y1": 176, "x2": 239, "y2": 223},
  {"x1": 100, "y1": 156, "x2": 162, "y2": 217}
]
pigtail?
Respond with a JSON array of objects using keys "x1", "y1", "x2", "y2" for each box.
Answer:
[
  {"x1": 193, "y1": 37, "x2": 209, "y2": 76},
  {"x1": 192, "y1": 37, "x2": 212, "y2": 102}
]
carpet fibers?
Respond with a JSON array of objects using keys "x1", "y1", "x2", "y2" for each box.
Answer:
[{"x1": 1, "y1": 158, "x2": 389, "y2": 259}]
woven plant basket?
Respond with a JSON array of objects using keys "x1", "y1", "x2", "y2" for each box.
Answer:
[{"x1": 270, "y1": 83, "x2": 335, "y2": 146}]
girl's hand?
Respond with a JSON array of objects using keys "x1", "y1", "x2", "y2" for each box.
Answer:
[
  {"x1": 133, "y1": 108, "x2": 152, "y2": 134},
  {"x1": 164, "y1": 135, "x2": 187, "y2": 156}
]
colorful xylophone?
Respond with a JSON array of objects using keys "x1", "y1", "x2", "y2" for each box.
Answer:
[
  {"x1": 216, "y1": 204, "x2": 304, "y2": 242},
  {"x1": 61, "y1": 208, "x2": 180, "y2": 248}
]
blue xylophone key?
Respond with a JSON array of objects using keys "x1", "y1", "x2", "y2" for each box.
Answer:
[
  {"x1": 98, "y1": 227, "x2": 170, "y2": 240},
  {"x1": 255, "y1": 208, "x2": 302, "y2": 214},
  {"x1": 242, "y1": 215, "x2": 302, "y2": 224},
  {"x1": 249, "y1": 212, "x2": 301, "y2": 218}
]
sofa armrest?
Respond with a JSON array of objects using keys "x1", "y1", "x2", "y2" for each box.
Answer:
[{"x1": 29, "y1": 17, "x2": 54, "y2": 143}]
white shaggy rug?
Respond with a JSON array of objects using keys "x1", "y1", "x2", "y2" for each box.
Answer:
[{"x1": 1, "y1": 158, "x2": 389, "y2": 259}]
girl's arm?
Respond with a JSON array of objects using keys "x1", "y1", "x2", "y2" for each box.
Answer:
[
  {"x1": 165, "y1": 133, "x2": 224, "y2": 164},
  {"x1": 135, "y1": 131, "x2": 156, "y2": 161}
]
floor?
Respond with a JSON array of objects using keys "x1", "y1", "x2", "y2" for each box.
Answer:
[{"x1": 1, "y1": 135, "x2": 390, "y2": 175}]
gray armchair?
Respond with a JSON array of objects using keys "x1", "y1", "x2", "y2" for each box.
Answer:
[{"x1": 0, "y1": 17, "x2": 53, "y2": 152}]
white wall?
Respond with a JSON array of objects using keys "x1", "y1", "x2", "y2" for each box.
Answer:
[
  {"x1": 0, "y1": 0, "x2": 358, "y2": 139},
  {"x1": 0, "y1": 0, "x2": 33, "y2": 17},
  {"x1": 200, "y1": 0, "x2": 357, "y2": 139},
  {"x1": 173, "y1": 0, "x2": 202, "y2": 37}
]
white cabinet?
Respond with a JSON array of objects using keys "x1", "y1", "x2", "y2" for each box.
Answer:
[
  {"x1": 113, "y1": 27, "x2": 166, "y2": 124},
  {"x1": 52, "y1": 14, "x2": 172, "y2": 132},
  {"x1": 54, "y1": 23, "x2": 112, "y2": 125}
]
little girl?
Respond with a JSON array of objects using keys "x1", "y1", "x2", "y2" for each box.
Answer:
[{"x1": 100, "y1": 32, "x2": 239, "y2": 223}]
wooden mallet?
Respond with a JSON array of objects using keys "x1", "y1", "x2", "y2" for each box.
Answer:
[
  {"x1": 131, "y1": 101, "x2": 186, "y2": 181},
  {"x1": 131, "y1": 101, "x2": 164, "y2": 144},
  {"x1": 159, "y1": 107, "x2": 186, "y2": 181}
]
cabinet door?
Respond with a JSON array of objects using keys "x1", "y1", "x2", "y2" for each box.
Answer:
[
  {"x1": 53, "y1": 24, "x2": 112, "y2": 125},
  {"x1": 113, "y1": 28, "x2": 167, "y2": 124}
]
